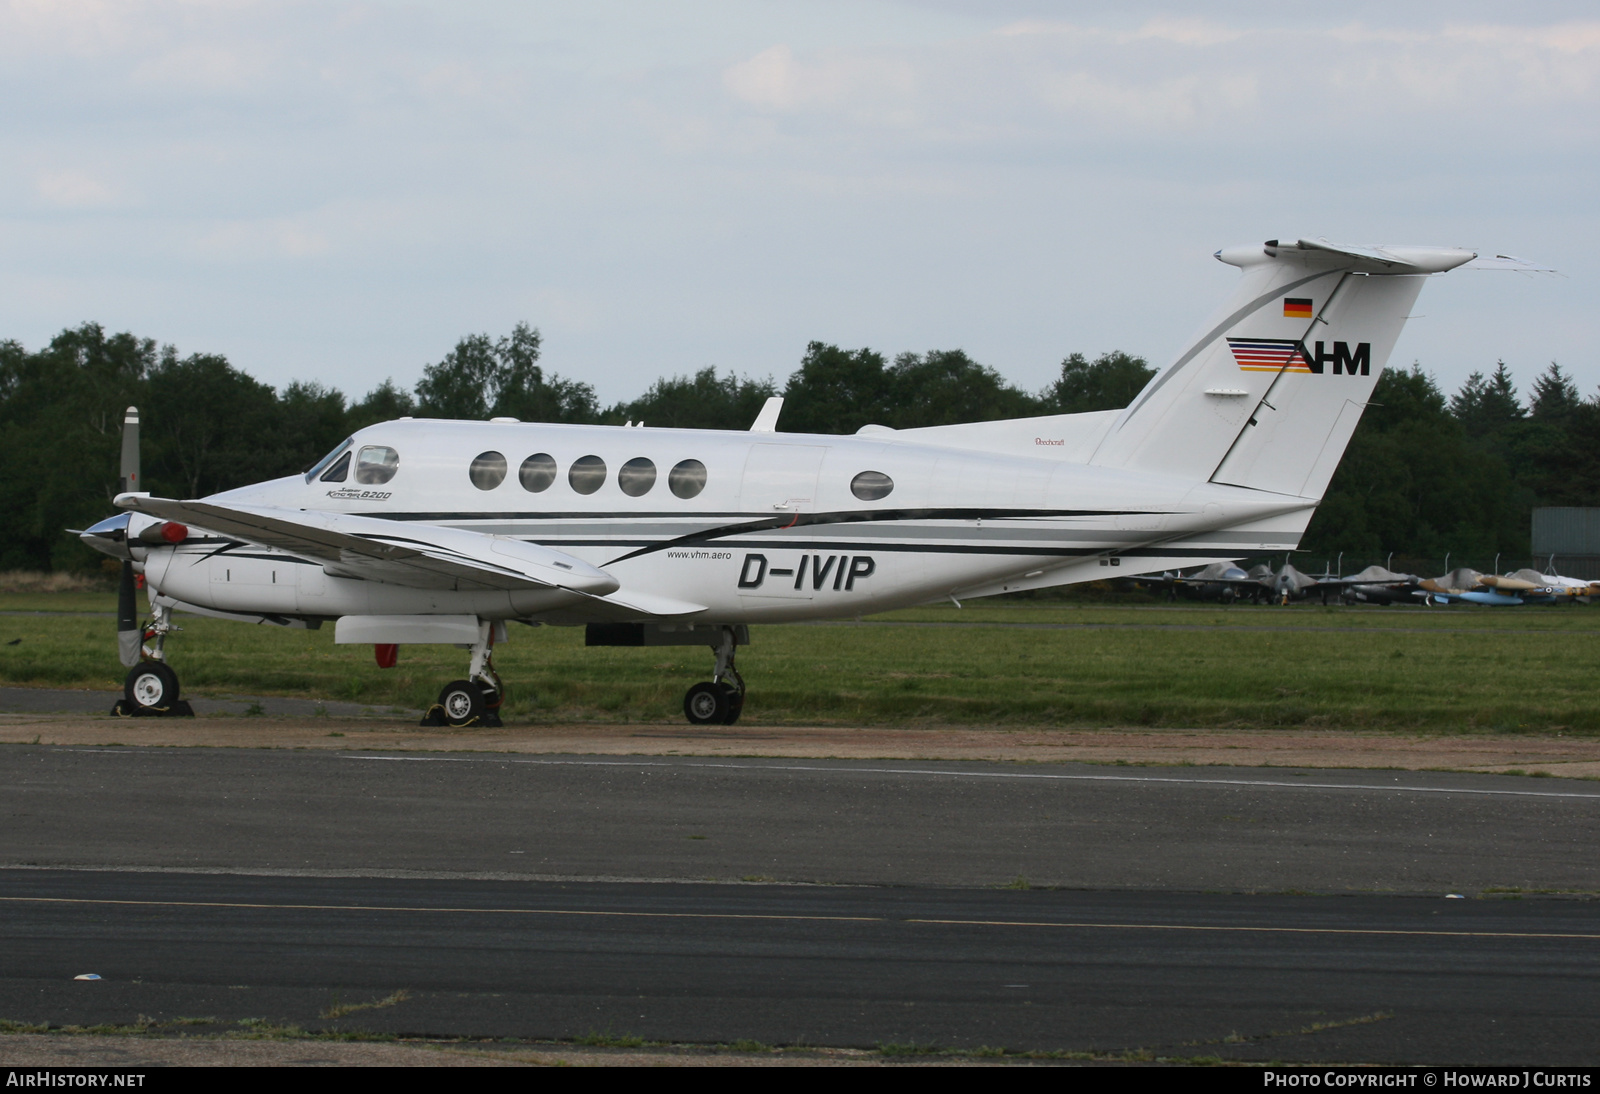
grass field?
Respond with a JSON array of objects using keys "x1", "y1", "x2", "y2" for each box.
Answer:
[{"x1": 3, "y1": 591, "x2": 1598, "y2": 731}]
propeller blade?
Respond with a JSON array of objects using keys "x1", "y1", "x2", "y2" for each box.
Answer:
[
  {"x1": 119, "y1": 406, "x2": 140, "y2": 494},
  {"x1": 116, "y1": 408, "x2": 144, "y2": 665},
  {"x1": 117, "y1": 560, "x2": 141, "y2": 667}
]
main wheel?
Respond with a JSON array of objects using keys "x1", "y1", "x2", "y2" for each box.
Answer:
[
  {"x1": 437, "y1": 679, "x2": 485, "y2": 727},
  {"x1": 719, "y1": 683, "x2": 744, "y2": 725},
  {"x1": 125, "y1": 661, "x2": 180, "y2": 712},
  {"x1": 684, "y1": 681, "x2": 728, "y2": 725}
]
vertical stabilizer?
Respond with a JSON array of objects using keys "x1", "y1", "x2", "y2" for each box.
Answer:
[{"x1": 1090, "y1": 239, "x2": 1473, "y2": 499}]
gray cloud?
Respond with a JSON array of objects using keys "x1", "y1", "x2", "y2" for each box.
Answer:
[{"x1": 0, "y1": 1, "x2": 1590, "y2": 406}]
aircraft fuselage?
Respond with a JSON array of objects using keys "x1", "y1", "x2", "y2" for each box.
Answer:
[{"x1": 133, "y1": 418, "x2": 1314, "y2": 625}]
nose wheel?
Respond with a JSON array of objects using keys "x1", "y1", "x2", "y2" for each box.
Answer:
[{"x1": 114, "y1": 661, "x2": 194, "y2": 717}]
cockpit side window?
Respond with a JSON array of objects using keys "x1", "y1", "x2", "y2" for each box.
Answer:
[
  {"x1": 305, "y1": 438, "x2": 352, "y2": 483},
  {"x1": 320, "y1": 450, "x2": 352, "y2": 483},
  {"x1": 355, "y1": 446, "x2": 399, "y2": 485}
]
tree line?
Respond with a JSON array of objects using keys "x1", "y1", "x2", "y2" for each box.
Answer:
[{"x1": 0, "y1": 320, "x2": 1589, "y2": 572}]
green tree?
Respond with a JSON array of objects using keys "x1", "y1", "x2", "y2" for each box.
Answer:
[
  {"x1": 1450, "y1": 361, "x2": 1524, "y2": 439},
  {"x1": 1042, "y1": 351, "x2": 1155, "y2": 413},
  {"x1": 1528, "y1": 362, "x2": 1580, "y2": 422},
  {"x1": 0, "y1": 323, "x2": 155, "y2": 570},
  {"x1": 346, "y1": 379, "x2": 416, "y2": 432},
  {"x1": 1302, "y1": 365, "x2": 1527, "y2": 561},
  {"x1": 780, "y1": 342, "x2": 892, "y2": 434},
  {"x1": 276, "y1": 381, "x2": 349, "y2": 476},
  {"x1": 416, "y1": 333, "x2": 499, "y2": 419},
  {"x1": 144, "y1": 348, "x2": 280, "y2": 498},
  {"x1": 614, "y1": 367, "x2": 775, "y2": 431},
  {"x1": 414, "y1": 322, "x2": 599, "y2": 423},
  {"x1": 1529, "y1": 395, "x2": 1600, "y2": 506},
  {"x1": 884, "y1": 349, "x2": 1042, "y2": 428}
]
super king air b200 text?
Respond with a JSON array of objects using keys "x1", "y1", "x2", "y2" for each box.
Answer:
[{"x1": 78, "y1": 238, "x2": 1541, "y2": 726}]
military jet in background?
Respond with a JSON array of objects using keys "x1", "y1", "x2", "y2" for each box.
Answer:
[
  {"x1": 1132, "y1": 562, "x2": 1265, "y2": 603},
  {"x1": 1419, "y1": 569, "x2": 1600, "y2": 606},
  {"x1": 1133, "y1": 559, "x2": 1324, "y2": 604},
  {"x1": 1321, "y1": 565, "x2": 1421, "y2": 606}
]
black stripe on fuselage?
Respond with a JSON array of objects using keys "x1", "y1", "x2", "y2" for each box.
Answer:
[
  {"x1": 537, "y1": 540, "x2": 1254, "y2": 559},
  {"x1": 588, "y1": 507, "x2": 1173, "y2": 566},
  {"x1": 353, "y1": 507, "x2": 1164, "y2": 523}
]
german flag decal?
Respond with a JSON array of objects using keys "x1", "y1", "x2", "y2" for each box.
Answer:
[{"x1": 1283, "y1": 297, "x2": 1313, "y2": 319}]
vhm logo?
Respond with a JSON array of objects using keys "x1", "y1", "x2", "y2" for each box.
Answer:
[
  {"x1": 738, "y1": 553, "x2": 875, "y2": 591},
  {"x1": 1307, "y1": 340, "x2": 1370, "y2": 375}
]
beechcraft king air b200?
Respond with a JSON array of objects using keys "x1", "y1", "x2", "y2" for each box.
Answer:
[{"x1": 78, "y1": 238, "x2": 1540, "y2": 726}]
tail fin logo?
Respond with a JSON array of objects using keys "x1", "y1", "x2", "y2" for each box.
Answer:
[
  {"x1": 1228, "y1": 338, "x2": 1311, "y2": 373},
  {"x1": 1227, "y1": 338, "x2": 1371, "y2": 376}
]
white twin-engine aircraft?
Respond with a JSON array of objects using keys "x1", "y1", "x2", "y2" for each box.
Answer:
[{"x1": 79, "y1": 238, "x2": 1529, "y2": 726}]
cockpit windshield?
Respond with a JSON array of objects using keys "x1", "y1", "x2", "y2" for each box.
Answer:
[{"x1": 304, "y1": 437, "x2": 352, "y2": 483}]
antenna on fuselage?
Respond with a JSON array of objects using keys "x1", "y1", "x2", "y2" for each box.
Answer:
[{"x1": 750, "y1": 397, "x2": 784, "y2": 433}]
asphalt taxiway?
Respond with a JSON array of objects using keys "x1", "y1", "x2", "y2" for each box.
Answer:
[
  {"x1": 3, "y1": 745, "x2": 1598, "y2": 1062},
  {"x1": 6, "y1": 746, "x2": 1600, "y2": 891},
  {"x1": 4, "y1": 869, "x2": 1598, "y2": 1064}
]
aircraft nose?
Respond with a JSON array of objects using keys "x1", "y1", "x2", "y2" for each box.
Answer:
[{"x1": 78, "y1": 514, "x2": 133, "y2": 559}]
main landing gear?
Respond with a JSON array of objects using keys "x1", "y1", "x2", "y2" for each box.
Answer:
[
  {"x1": 112, "y1": 603, "x2": 194, "y2": 717},
  {"x1": 421, "y1": 620, "x2": 506, "y2": 728},
  {"x1": 683, "y1": 628, "x2": 745, "y2": 726},
  {"x1": 583, "y1": 622, "x2": 750, "y2": 726}
]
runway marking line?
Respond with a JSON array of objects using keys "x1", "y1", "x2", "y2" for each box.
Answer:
[
  {"x1": 50, "y1": 746, "x2": 1600, "y2": 801},
  {"x1": 903, "y1": 918, "x2": 1600, "y2": 940},
  {"x1": 0, "y1": 895, "x2": 875, "y2": 924},
  {"x1": 332, "y1": 753, "x2": 1600, "y2": 801},
  {"x1": 3, "y1": 895, "x2": 1599, "y2": 942}
]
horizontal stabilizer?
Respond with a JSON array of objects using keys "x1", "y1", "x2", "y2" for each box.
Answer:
[{"x1": 1461, "y1": 254, "x2": 1557, "y2": 273}]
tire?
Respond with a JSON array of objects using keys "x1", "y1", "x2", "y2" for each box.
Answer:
[
  {"x1": 719, "y1": 684, "x2": 744, "y2": 725},
  {"x1": 683, "y1": 681, "x2": 728, "y2": 725},
  {"x1": 125, "y1": 661, "x2": 180, "y2": 711},
  {"x1": 437, "y1": 679, "x2": 485, "y2": 727}
]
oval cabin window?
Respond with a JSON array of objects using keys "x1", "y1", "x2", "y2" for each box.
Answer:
[
  {"x1": 618, "y1": 457, "x2": 657, "y2": 497},
  {"x1": 850, "y1": 470, "x2": 894, "y2": 501},
  {"x1": 519, "y1": 453, "x2": 557, "y2": 493},
  {"x1": 469, "y1": 451, "x2": 508, "y2": 490},
  {"x1": 569, "y1": 454, "x2": 607, "y2": 495},
  {"x1": 669, "y1": 459, "x2": 707, "y2": 499},
  {"x1": 354, "y1": 446, "x2": 399, "y2": 485}
]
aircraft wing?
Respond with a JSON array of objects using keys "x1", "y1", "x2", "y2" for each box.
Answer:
[{"x1": 117, "y1": 495, "x2": 621, "y2": 597}]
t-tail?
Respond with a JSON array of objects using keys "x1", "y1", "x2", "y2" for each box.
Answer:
[{"x1": 1089, "y1": 239, "x2": 1478, "y2": 499}]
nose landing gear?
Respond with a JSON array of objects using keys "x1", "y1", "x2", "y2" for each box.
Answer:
[
  {"x1": 421, "y1": 620, "x2": 506, "y2": 728},
  {"x1": 112, "y1": 604, "x2": 193, "y2": 717}
]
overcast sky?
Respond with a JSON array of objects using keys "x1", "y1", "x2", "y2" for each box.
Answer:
[{"x1": 2, "y1": 1, "x2": 1594, "y2": 407}]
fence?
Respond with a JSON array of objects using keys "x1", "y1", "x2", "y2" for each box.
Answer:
[{"x1": 1236, "y1": 554, "x2": 1596, "y2": 580}]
